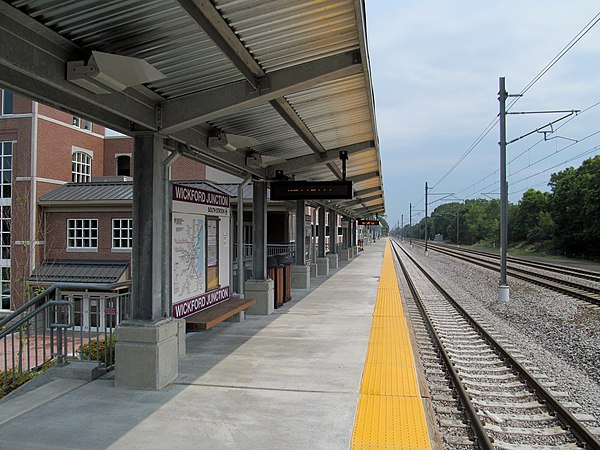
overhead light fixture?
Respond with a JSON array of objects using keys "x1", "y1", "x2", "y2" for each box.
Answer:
[
  {"x1": 67, "y1": 51, "x2": 166, "y2": 94},
  {"x1": 245, "y1": 153, "x2": 264, "y2": 168},
  {"x1": 207, "y1": 134, "x2": 237, "y2": 153}
]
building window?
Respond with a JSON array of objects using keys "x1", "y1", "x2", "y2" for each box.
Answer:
[
  {"x1": 1, "y1": 142, "x2": 12, "y2": 198},
  {"x1": 72, "y1": 151, "x2": 92, "y2": 182},
  {"x1": 1, "y1": 89, "x2": 13, "y2": 115},
  {"x1": 72, "y1": 116, "x2": 92, "y2": 131},
  {"x1": 112, "y1": 218, "x2": 132, "y2": 250},
  {"x1": 116, "y1": 155, "x2": 131, "y2": 177},
  {"x1": 1, "y1": 267, "x2": 9, "y2": 310},
  {"x1": 67, "y1": 219, "x2": 98, "y2": 250},
  {"x1": 1, "y1": 206, "x2": 10, "y2": 260}
]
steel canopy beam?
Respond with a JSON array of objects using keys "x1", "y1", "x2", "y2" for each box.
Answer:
[
  {"x1": 0, "y1": 3, "x2": 157, "y2": 134},
  {"x1": 169, "y1": 127, "x2": 266, "y2": 179},
  {"x1": 355, "y1": 187, "x2": 381, "y2": 197},
  {"x1": 347, "y1": 171, "x2": 380, "y2": 184},
  {"x1": 175, "y1": 0, "x2": 265, "y2": 90},
  {"x1": 160, "y1": 51, "x2": 362, "y2": 134},
  {"x1": 267, "y1": 140, "x2": 374, "y2": 178}
]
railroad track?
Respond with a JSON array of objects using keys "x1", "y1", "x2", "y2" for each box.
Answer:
[
  {"x1": 391, "y1": 239, "x2": 600, "y2": 450},
  {"x1": 411, "y1": 241, "x2": 600, "y2": 307},
  {"x1": 437, "y1": 244, "x2": 600, "y2": 284}
]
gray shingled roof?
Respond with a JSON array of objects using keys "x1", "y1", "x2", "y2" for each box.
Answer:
[
  {"x1": 39, "y1": 182, "x2": 133, "y2": 204},
  {"x1": 30, "y1": 260, "x2": 129, "y2": 283},
  {"x1": 39, "y1": 180, "x2": 231, "y2": 204}
]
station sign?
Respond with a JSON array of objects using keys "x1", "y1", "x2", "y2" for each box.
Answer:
[
  {"x1": 358, "y1": 219, "x2": 379, "y2": 226},
  {"x1": 270, "y1": 180, "x2": 353, "y2": 200}
]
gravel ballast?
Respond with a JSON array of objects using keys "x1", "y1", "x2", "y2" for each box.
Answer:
[{"x1": 399, "y1": 242, "x2": 600, "y2": 427}]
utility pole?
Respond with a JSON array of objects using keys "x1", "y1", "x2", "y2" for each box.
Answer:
[
  {"x1": 499, "y1": 77, "x2": 509, "y2": 301},
  {"x1": 424, "y1": 182, "x2": 429, "y2": 255},
  {"x1": 401, "y1": 215, "x2": 404, "y2": 241},
  {"x1": 456, "y1": 204, "x2": 460, "y2": 246},
  {"x1": 409, "y1": 203, "x2": 412, "y2": 246}
]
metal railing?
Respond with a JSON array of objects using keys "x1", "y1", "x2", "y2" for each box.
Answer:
[
  {"x1": 0, "y1": 281, "x2": 131, "y2": 396},
  {"x1": 232, "y1": 243, "x2": 296, "y2": 292}
]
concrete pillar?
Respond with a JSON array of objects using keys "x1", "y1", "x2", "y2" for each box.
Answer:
[
  {"x1": 327, "y1": 253, "x2": 339, "y2": 269},
  {"x1": 245, "y1": 180, "x2": 273, "y2": 315},
  {"x1": 115, "y1": 133, "x2": 178, "y2": 390},
  {"x1": 295, "y1": 200, "x2": 306, "y2": 265},
  {"x1": 328, "y1": 210, "x2": 337, "y2": 255},
  {"x1": 292, "y1": 200, "x2": 310, "y2": 288},
  {"x1": 291, "y1": 264, "x2": 310, "y2": 289},
  {"x1": 318, "y1": 206, "x2": 326, "y2": 258},
  {"x1": 316, "y1": 257, "x2": 329, "y2": 276}
]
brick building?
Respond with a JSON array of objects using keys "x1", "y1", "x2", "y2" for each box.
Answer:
[{"x1": 0, "y1": 88, "x2": 206, "y2": 310}]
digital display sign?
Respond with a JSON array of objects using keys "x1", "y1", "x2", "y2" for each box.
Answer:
[
  {"x1": 270, "y1": 181, "x2": 354, "y2": 200},
  {"x1": 358, "y1": 219, "x2": 379, "y2": 226}
]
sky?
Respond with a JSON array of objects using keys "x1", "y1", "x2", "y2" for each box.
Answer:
[{"x1": 364, "y1": 2, "x2": 600, "y2": 229}]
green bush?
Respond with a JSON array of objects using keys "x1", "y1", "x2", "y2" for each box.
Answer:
[
  {"x1": 1, "y1": 359, "x2": 54, "y2": 398},
  {"x1": 78, "y1": 336, "x2": 116, "y2": 366}
]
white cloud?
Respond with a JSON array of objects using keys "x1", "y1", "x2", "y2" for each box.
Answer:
[{"x1": 366, "y1": 1, "x2": 600, "y2": 224}]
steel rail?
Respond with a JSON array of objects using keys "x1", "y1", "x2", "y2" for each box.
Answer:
[
  {"x1": 392, "y1": 238, "x2": 600, "y2": 450},
  {"x1": 430, "y1": 242, "x2": 600, "y2": 283},
  {"x1": 416, "y1": 241, "x2": 600, "y2": 306},
  {"x1": 390, "y1": 240, "x2": 493, "y2": 449}
]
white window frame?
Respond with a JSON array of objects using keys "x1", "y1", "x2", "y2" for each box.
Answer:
[
  {"x1": 1, "y1": 89, "x2": 13, "y2": 116},
  {"x1": 112, "y1": 218, "x2": 132, "y2": 251},
  {"x1": 0, "y1": 141, "x2": 12, "y2": 199},
  {"x1": 72, "y1": 148, "x2": 93, "y2": 183},
  {"x1": 67, "y1": 218, "x2": 98, "y2": 251}
]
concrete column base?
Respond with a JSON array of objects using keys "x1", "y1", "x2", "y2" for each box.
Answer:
[
  {"x1": 115, "y1": 318, "x2": 179, "y2": 390},
  {"x1": 244, "y1": 278, "x2": 274, "y2": 315},
  {"x1": 339, "y1": 248, "x2": 350, "y2": 261},
  {"x1": 310, "y1": 263, "x2": 318, "y2": 278},
  {"x1": 316, "y1": 257, "x2": 329, "y2": 277},
  {"x1": 327, "y1": 253, "x2": 338, "y2": 269},
  {"x1": 291, "y1": 264, "x2": 310, "y2": 289},
  {"x1": 352, "y1": 246, "x2": 358, "y2": 257}
]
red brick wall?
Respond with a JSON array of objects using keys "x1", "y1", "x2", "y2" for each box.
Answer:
[
  {"x1": 38, "y1": 103, "x2": 106, "y2": 136},
  {"x1": 36, "y1": 118, "x2": 105, "y2": 182},
  {"x1": 104, "y1": 136, "x2": 133, "y2": 176},
  {"x1": 43, "y1": 210, "x2": 132, "y2": 262},
  {"x1": 171, "y1": 156, "x2": 206, "y2": 180}
]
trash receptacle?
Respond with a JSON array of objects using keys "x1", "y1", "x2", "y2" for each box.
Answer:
[
  {"x1": 277, "y1": 256, "x2": 292, "y2": 302},
  {"x1": 268, "y1": 256, "x2": 284, "y2": 308}
]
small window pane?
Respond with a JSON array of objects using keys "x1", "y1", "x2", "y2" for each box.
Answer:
[
  {"x1": 67, "y1": 218, "x2": 98, "y2": 249},
  {"x1": 1, "y1": 90, "x2": 13, "y2": 115}
]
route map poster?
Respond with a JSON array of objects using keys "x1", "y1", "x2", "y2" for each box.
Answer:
[
  {"x1": 172, "y1": 213, "x2": 205, "y2": 303},
  {"x1": 171, "y1": 183, "x2": 231, "y2": 318}
]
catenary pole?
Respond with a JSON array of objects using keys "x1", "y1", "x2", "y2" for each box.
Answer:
[
  {"x1": 424, "y1": 182, "x2": 429, "y2": 255},
  {"x1": 499, "y1": 77, "x2": 509, "y2": 301},
  {"x1": 409, "y1": 203, "x2": 412, "y2": 246}
]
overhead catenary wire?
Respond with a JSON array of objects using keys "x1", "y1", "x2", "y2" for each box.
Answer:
[{"x1": 426, "y1": 12, "x2": 600, "y2": 195}]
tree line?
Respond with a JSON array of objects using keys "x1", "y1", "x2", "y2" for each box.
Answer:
[{"x1": 394, "y1": 155, "x2": 600, "y2": 260}]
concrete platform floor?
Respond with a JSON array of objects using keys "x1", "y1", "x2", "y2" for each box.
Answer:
[{"x1": 0, "y1": 241, "x2": 386, "y2": 450}]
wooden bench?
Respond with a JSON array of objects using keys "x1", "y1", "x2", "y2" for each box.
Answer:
[{"x1": 185, "y1": 297, "x2": 256, "y2": 331}]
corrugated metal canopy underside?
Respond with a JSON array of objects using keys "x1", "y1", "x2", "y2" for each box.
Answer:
[{"x1": 3, "y1": 0, "x2": 384, "y2": 217}]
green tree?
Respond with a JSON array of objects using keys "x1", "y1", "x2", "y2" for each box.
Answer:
[{"x1": 549, "y1": 155, "x2": 600, "y2": 257}]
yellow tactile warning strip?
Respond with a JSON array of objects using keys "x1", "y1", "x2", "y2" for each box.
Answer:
[{"x1": 351, "y1": 241, "x2": 431, "y2": 449}]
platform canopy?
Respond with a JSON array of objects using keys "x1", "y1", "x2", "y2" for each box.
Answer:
[{"x1": 0, "y1": 0, "x2": 384, "y2": 217}]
